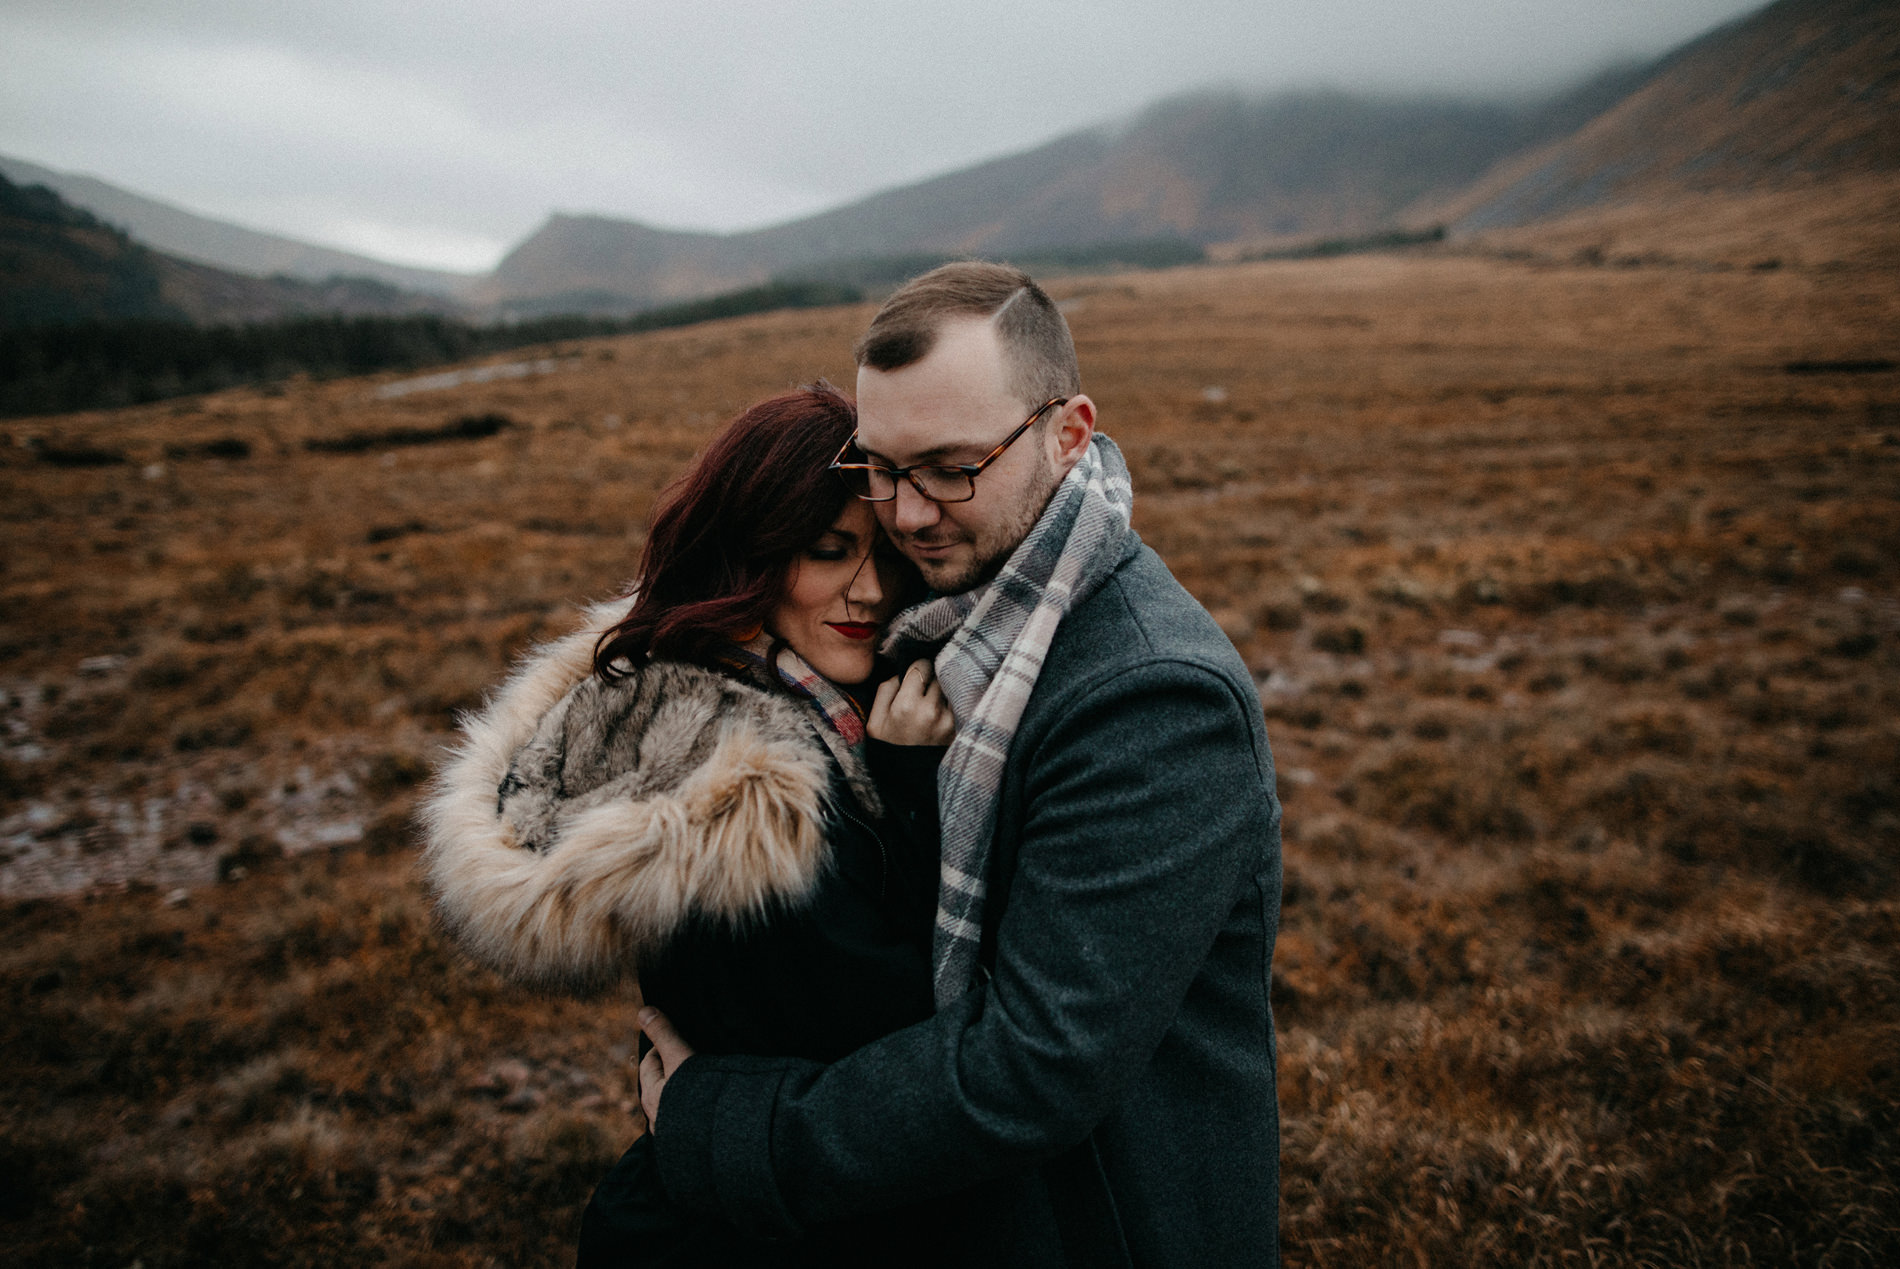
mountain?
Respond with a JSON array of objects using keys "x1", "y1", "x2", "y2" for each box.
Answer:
[
  {"x1": 0, "y1": 154, "x2": 480, "y2": 298},
  {"x1": 17, "y1": 0, "x2": 1892, "y2": 323},
  {"x1": 479, "y1": 215, "x2": 738, "y2": 317},
  {"x1": 0, "y1": 172, "x2": 173, "y2": 326},
  {"x1": 0, "y1": 171, "x2": 464, "y2": 327},
  {"x1": 153, "y1": 254, "x2": 468, "y2": 324},
  {"x1": 1433, "y1": 0, "x2": 1900, "y2": 236},
  {"x1": 490, "y1": 0, "x2": 1900, "y2": 310},
  {"x1": 481, "y1": 65, "x2": 1657, "y2": 314}
]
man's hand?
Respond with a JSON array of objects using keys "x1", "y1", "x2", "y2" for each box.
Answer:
[
  {"x1": 867, "y1": 658, "x2": 956, "y2": 746},
  {"x1": 638, "y1": 1007, "x2": 696, "y2": 1131}
]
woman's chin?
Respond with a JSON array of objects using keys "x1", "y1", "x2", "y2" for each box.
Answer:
[{"x1": 804, "y1": 645, "x2": 877, "y2": 688}]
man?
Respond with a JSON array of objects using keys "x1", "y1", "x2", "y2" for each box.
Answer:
[{"x1": 638, "y1": 262, "x2": 1283, "y2": 1265}]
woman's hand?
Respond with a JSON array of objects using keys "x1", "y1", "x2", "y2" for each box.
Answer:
[
  {"x1": 637, "y1": 1007, "x2": 696, "y2": 1132},
  {"x1": 867, "y1": 658, "x2": 956, "y2": 746}
]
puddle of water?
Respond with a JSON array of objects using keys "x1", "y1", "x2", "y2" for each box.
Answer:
[{"x1": 374, "y1": 357, "x2": 560, "y2": 400}]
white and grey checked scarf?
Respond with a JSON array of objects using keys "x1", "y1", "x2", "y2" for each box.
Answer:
[
  {"x1": 730, "y1": 630, "x2": 883, "y2": 818},
  {"x1": 881, "y1": 433, "x2": 1134, "y2": 1006}
]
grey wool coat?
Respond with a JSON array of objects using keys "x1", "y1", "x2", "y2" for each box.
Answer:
[{"x1": 650, "y1": 536, "x2": 1286, "y2": 1268}]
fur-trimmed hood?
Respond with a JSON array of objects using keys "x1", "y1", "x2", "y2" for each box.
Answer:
[{"x1": 422, "y1": 608, "x2": 835, "y2": 994}]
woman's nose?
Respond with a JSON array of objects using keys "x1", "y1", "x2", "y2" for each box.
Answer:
[{"x1": 847, "y1": 551, "x2": 886, "y2": 610}]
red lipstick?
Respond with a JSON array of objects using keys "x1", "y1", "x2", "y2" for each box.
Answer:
[{"x1": 826, "y1": 622, "x2": 878, "y2": 641}]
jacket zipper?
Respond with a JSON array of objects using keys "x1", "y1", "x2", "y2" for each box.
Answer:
[{"x1": 835, "y1": 803, "x2": 889, "y2": 902}]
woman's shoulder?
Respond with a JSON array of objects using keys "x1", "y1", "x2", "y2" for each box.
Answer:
[
  {"x1": 529, "y1": 655, "x2": 824, "y2": 816},
  {"x1": 421, "y1": 608, "x2": 836, "y2": 994},
  {"x1": 463, "y1": 604, "x2": 799, "y2": 749}
]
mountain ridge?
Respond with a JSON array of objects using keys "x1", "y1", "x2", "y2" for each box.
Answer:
[
  {"x1": 10, "y1": 0, "x2": 1896, "y2": 322},
  {"x1": 0, "y1": 170, "x2": 466, "y2": 327},
  {"x1": 483, "y1": 65, "x2": 1659, "y2": 314},
  {"x1": 0, "y1": 154, "x2": 482, "y2": 298},
  {"x1": 1429, "y1": 0, "x2": 1900, "y2": 233}
]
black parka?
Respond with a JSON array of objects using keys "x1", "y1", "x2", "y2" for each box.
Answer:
[
  {"x1": 419, "y1": 611, "x2": 954, "y2": 1266},
  {"x1": 577, "y1": 741, "x2": 950, "y2": 1268}
]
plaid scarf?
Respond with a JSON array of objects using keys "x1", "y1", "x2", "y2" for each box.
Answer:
[
  {"x1": 732, "y1": 631, "x2": 883, "y2": 818},
  {"x1": 882, "y1": 433, "x2": 1134, "y2": 1006}
]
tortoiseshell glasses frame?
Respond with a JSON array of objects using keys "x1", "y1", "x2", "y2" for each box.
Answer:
[{"x1": 828, "y1": 396, "x2": 1069, "y2": 504}]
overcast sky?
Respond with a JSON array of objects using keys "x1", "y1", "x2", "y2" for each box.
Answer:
[{"x1": 2, "y1": 0, "x2": 1768, "y2": 273}]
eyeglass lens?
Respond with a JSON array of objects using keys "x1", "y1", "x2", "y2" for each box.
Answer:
[{"x1": 838, "y1": 465, "x2": 975, "y2": 503}]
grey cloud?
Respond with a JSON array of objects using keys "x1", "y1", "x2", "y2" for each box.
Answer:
[{"x1": 0, "y1": 0, "x2": 1768, "y2": 270}]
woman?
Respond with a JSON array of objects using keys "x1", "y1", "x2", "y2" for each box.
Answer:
[{"x1": 422, "y1": 383, "x2": 953, "y2": 1265}]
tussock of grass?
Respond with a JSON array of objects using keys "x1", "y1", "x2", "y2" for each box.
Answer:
[{"x1": 303, "y1": 411, "x2": 513, "y2": 455}]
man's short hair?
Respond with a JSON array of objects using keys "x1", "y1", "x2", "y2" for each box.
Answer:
[{"x1": 854, "y1": 261, "x2": 1080, "y2": 408}]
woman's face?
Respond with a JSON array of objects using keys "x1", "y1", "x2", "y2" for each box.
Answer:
[{"x1": 769, "y1": 501, "x2": 907, "y2": 686}]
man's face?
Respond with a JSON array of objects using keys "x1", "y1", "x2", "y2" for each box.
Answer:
[{"x1": 855, "y1": 319, "x2": 1083, "y2": 594}]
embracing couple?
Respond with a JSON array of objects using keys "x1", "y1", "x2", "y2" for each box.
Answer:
[{"x1": 425, "y1": 262, "x2": 1284, "y2": 1266}]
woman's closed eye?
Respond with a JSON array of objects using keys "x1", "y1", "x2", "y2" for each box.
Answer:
[{"x1": 806, "y1": 530, "x2": 858, "y2": 562}]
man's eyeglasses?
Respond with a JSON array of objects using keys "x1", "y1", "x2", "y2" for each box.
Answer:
[{"x1": 829, "y1": 397, "x2": 1069, "y2": 504}]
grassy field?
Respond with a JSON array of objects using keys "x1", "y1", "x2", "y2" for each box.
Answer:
[{"x1": 3, "y1": 250, "x2": 1897, "y2": 1265}]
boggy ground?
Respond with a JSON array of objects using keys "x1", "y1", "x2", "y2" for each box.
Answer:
[{"x1": 3, "y1": 251, "x2": 1897, "y2": 1265}]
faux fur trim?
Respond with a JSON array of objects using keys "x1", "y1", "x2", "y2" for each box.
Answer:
[{"x1": 422, "y1": 605, "x2": 833, "y2": 993}]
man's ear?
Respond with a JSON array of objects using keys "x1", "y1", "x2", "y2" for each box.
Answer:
[{"x1": 1048, "y1": 395, "x2": 1096, "y2": 474}]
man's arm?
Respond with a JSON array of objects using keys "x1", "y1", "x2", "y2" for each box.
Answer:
[{"x1": 651, "y1": 657, "x2": 1278, "y2": 1236}]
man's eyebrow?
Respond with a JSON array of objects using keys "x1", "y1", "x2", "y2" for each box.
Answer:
[{"x1": 860, "y1": 442, "x2": 980, "y2": 466}]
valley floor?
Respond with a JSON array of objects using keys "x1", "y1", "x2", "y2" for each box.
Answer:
[{"x1": 3, "y1": 252, "x2": 1897, "y2": 1265}]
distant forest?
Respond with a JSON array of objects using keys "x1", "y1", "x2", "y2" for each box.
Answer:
[
  {"x1": 1, "y1": 240, "x2": 1208, "y2": 419},
  {"x1": 0, "y1": 281, "x2": 859, "y2": 419}
]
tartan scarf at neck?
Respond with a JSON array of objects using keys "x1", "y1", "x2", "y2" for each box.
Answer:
[
  {"x1": 730, "y1": 631, "x2": 882, "y2": 818},
  {"x1": 881, "y1": 433, "x2": 1134, "y2": 1007}
]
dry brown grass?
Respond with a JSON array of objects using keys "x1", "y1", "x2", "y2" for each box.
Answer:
[
  {"x1": 4, "y1": 250, "x2": 1898, "y2": 1265},
  {"x1": 2, "y1": 851, "x2": 644, "y2": 1265}
]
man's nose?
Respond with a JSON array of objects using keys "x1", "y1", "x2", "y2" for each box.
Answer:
[{"x1": 889, "y1": 480, "x2": 940, "y2": 534}]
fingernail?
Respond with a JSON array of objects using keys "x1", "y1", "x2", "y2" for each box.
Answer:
[{"x1": 638, "y1": 1007, "x2": 655, "y2": 1025}]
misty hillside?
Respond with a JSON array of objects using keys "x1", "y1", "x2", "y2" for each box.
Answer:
[
  {"x1": 2, "y1": 54, "x2": 1654, "y2": 326},
  {"x1": 1024, "y1": 64, "x2": 1655, "y2": 254},
  {"x1": 13, "y1": 0, "x2": 1896, "y2": 325},
  {"x1": 155, "y1": 255, "x2": 464, "y2": 326},
  {"x1": 0, "y1": 154, "x2": 481, "y2": 299},
  {"x1": 482, "y1": 64, "x2": 1656, "y2": 314},
  {"x1": 1436, "y1": 0, "x2": 1900, "y2": 232},
  {"x1": 0, "y1": 173, "x2": 464, "y2": 328},
  {"x1": 1, "y1": 172, "x2": 180, "y2": 326}
]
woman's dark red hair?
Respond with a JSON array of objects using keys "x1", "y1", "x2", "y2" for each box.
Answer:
[{"x1": 594, "y1": 382, "x2": 861, "y2": 675}]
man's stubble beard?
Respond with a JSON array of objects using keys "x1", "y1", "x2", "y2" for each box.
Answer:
[{"x1": 911, "y1": 450, "x2": 1063, "y2": 595}]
